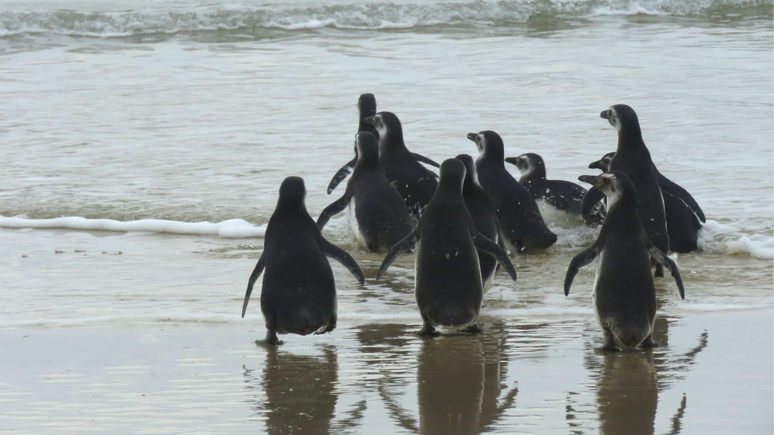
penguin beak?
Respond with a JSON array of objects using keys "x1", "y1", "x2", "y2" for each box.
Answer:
[
  {"x1": 364, "y1": 116, "x2": 375, "y2": 125},
  {"x1": 600, "y1": 110, "x2": 610, "y2": 119},
  {"x1": 466, "y1": 133, "x2": 479, "y2": 143},
  {"x1": 589, "y1": 161, "x2": 603, "y2": 170},
  {"x1": 578, "y1": 175, "x2": 600, "y2": 187},
  {"x1": 505, "y1": 157, "x2": 518, "y2": 166}
]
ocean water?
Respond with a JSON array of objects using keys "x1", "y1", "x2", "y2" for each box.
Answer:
[{"x1": 0, "y1": 0, "x2": 772, "y2": 433}]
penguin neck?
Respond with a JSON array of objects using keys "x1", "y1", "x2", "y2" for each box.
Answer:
[
  {"x1": 519, "y1": 167, "x2": 545, "y2": 184},
  {"x1": 617, "y1": 124, "x2": 645, "y2": 149},
  {"x1": 379, "y1": 131, "x2": 408, "y2": 156},
  {"x1": 276, "y1": 199, "x2": 308, "y2": 216},
  {"x1": 481, "y1": 148, "x2": 504, "y2": 166},
  {"x1": 358, "y1": 119, "x2": 378, "y2": 137},
  {"x1": 355, "y1": 156, "x2": 379, "y2": 172}
]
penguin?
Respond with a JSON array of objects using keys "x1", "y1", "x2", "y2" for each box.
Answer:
[
  {"x1": 505, "y1": 152, "x2": 605, "y2": 226},
  {"x1": 377, "y1": 159, "x2": 518, "y2": 335},
  {"x1": 326, "y1": 93, "x2": 379, "y2": 195},
  {"x1": 241, "y1": 176, "x2": 365, "y2": 345},
  {"x1": 588, "y1": 151, "x2": 703, "y2": 253},
  {"x1": 317, "y1": 132, "x2": 413, "y2": 253},
  {"x1": 565, "y1": 171, "x2": 685, "y2": 351},
  {"x1": 467, "y1": 131, "x2": 557, "y2": 252},
  {"x1": 366, "y1": 111, "x2": 440, "y2": 216},
  {"x1": 581, "y1": 105, "x2": 670, "y2": 277},
  {"x1": 327, "y1": 95, "x2": 440, "y2": 195},
  {"x1": 455, "y1": 153, "x2": 502, "y2": 291}
]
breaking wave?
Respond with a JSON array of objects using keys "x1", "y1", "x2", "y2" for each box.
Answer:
[{"x1": 1, "y1": 0, "x2": 771, "y2": 38}]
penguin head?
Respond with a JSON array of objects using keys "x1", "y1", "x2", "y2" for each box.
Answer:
[
  {"x1": 588, "y1": 152, "x2": 615, "y2": 171},
  {"x1": 466, "y1": 130, "x2": 504, "y2": 160},
  {"x1": 600, "y1": 104, "x2": 642, "y2": 138},
  {"x1": 364, "y1": 111, "x2": 403, "y2": 144},
  {"x1": 578, "y1": 171, "x2": 636, "y2": 209},
  {"x1": 438, "y1": 158, "x2": 467, "y2": 192},
  {"x1": 505, "y1": 153, "x2": 545, "y2": 179},
  {"x1": 355, "y1": 131, "x2": 379, "y2": 167},
  {"x1": 454, "y1": 153, "x2": 481, "y2": 188},
  {"x1": 357, "y1": 93, "x2": 377, "y2": 118},
  {"x1": 277, "y1": 176, "x2": 307, "y2": 211}
]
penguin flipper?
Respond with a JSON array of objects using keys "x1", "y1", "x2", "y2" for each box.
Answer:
[
  {"x1": 411, "y1": 153, "x2": 441, "y2": 168},
  {"x1": 580, "y1": 187, "x2": 605, "y2": 223},
  {"x1": 317, "y1": 189, "x2": 353, "y2": 230},
  {"x1": 472, "y1": 229, "x2": 517, "y2": 281},
  {"x1": 565, "y1": 242, "x2": 602, "y2": 296},
  {"x1": 377, "y1": 230, "x2": 418, "y2": 280},
  {"x1": 646, "y1": 239, "x2": 685, "y2": 299},
  {"x1": 326, "y1": 156, "x2": 357, "y2": 195},
  {"x1": 242, "y1": 251, "x2": 266, "y2": 318},
  {"x1": 656, "y1": 170, "x2": 706, "y2": 223},
  {"x1": 317, "y1": 235, "x2": 365, "y2": 285}
]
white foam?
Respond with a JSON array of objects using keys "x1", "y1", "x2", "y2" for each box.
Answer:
[
  {"x1": 0, "y1": 216, "x2": 266, "y2": 238},
  {"x1": 698, "y1": 220, "x2": 774, "y2": 260},
  {"x1": 0, "y1": 0, "x2": 766, "y2": 38}
]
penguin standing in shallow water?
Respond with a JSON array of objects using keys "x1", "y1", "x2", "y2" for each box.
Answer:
[
  {"x1": 455, "y1": 154, "x2": 502, "y2": 292},
  {"x1": 317, "y1": 132, "x2": 413, "y2": 253},
  {"x1": 327, "y1": 95, "x2": 440, "y2": 196},
  {"x1": 468, "y1": 131, "x2": 557, "y2": 252},
  {"x1": 377, "y1": 159, "x2": 518, "y2": 336},
  {"x1": 505, "y1": 152, "x2": 605, "y2": 226},
  {"x1": 326, "y1": 93, "x2": 379, "y2": 195},
  {"x1": 582, "y1": 105, "x2": 669, "y2": 277},
  {"x1": 366, "y1": 111, "x2": 440, "y2": 216},
  {"x1": 242, "y1": 177, "x2": 365, "y2": 345},
  {"x1": 588, "y1": 151, "x2": 704, "y2": 253},
  {"x1": 565, "y1": 172, "x2": 685, "y2": 351}
]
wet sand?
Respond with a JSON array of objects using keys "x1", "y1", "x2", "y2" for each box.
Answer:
[{"x1": 0, "y1": 308, "x2": 770, "y2": 434}]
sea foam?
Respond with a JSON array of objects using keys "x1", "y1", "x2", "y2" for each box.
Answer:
[{"x1": 0, "y1": 0, "x2": 769, "y2": 38}]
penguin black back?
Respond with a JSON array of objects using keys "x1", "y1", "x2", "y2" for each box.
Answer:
[
  {"x1": 377, "y1": 159, "x2": 517, "y2": 335},
  {"x1": 317, "y1": 132, "x2": 413, "y2": 252},
  {"x1": 598, "y1": 105, "x2": 669, "y2": 275},
  {"x1": 468, "y1": 131, "x2": 557, "y2": 252},
  {"x1": 506, "y1": 152, "x2": 605, "y2": 226},
  {"x1": 566, "y1": 171, "x2": 684, "y2": 351},
  {"x1": 456, "y1": 153, "x2": 501, "y2": 290},
  {"x1": 242, "y1": 177, "x2": 365, "y2": 345},
  {"x1": 366, "y1": 111, "x2": 439, "y2": 216},
  {"x1": 327, "y1": 93, "x2": 380, "y2": 194}
]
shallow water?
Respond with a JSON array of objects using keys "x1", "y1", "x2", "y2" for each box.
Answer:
[{"x1": 1, "y1": 0, "x2": 773, "y2": 433}]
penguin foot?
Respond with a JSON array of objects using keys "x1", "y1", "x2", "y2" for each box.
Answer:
[
  {"x1": 256, "y1": 338, "x2": 283, "y2": 346},
  {"x1": 641, "y1": 336, "x2": 660, "y2": 348},
  {"x1": 461, "y1": 325, "x2": 483, "y2": 334},
  {"x1": 418, "y1": 323, "x2": 440, "y2": 337},
  {"x1": 600, "y1": 345, "x2": 620, "y2": 352},
  {"x1": 654, "y1": 263, "x2": 664, "y2": 278},
  {"x1": 258, "y1": 329, "x2": 283, "y2": 346}
]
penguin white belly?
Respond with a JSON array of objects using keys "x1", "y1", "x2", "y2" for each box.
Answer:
[
  {"x1": 536, "y1": 199, "x2": 582, "y2": 229},
  {"x1": 347, "y1": 199, "x2": 367, "y2": 248}
]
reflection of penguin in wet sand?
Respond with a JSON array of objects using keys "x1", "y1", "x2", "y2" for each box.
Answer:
[
  {"x1": 565, "y1": 172, "x2": 685, "y2": 351},
  {"x1": 377, "y1": 159, "x2": 517, "y2": 335},
  {"x1": 506, "y1": 152, "x2": 605, "y2": 226},
  {"x1": 468, "y1": 131, "x2": 557, "y2": 252},
  {"x1": 588, "y1": 150, "x2": 705, "y2": 253},
  {"x1": 378, "y1": 323, "x2": 518, "y2": 435},
  {"x1": 582, "y1": 105, "x2": 669, "y2": 277},
  {"x1": 241, "y1": 176, "x2": 365, "y2": 345},
  {"x1": 317, "y1": 132, "x2": 413, "y2": 253}
]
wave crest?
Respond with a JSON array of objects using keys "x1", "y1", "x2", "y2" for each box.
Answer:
[{"x1": 1, "y1": 0, "x2": 770, "y2": 38}]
